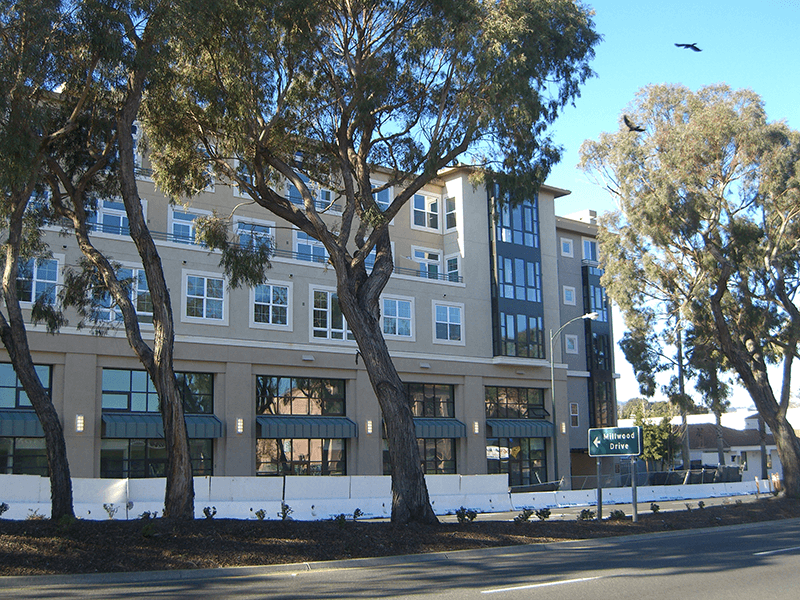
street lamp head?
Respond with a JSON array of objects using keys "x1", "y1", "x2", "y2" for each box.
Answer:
[{"x1": 583, "y1": 312, "x2": 599, "y2": 320}]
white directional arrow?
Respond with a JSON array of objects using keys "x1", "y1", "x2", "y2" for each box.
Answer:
[{"x1": 593, "y1": 436, "x2": 600, "y2": 448}]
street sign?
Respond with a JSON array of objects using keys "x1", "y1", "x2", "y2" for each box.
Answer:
[{"x1": 588, "y1": 426, "x2": 642, "y2": 457}]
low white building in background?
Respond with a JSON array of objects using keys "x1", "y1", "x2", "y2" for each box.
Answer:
[{"x1": 620, "y1": 408, "x2": 800, "y2": 484}]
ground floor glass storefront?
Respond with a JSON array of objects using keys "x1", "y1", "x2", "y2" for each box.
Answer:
[
  {"x1": 486, "y1": 437, "x2": 546, "y2": 486},
  {"x1": 256, "y1": 438, "x2": 346, "y2": 476},
  {"x1": 100, "y1": 439, "x2": 213, "y2": 478},
  {"x1": 382, "y1": 438, "x2": 456, "y2": 475},
  {"x1": 0, "y1": 437, "x2": 48, "y2": 476}
]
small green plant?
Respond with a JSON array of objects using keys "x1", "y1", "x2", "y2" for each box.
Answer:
[
  {"x1": 650, "y1": 502, "x2": 660, "y2": 514},
  {"x1": 141, "y1": 523, "x2": 156, "y2": 538},
  {"x1": 103, "y1": 503, "x2": 118, "y2": 520},
  {"x1": 56, "y1": 514, "x2": 77, "y2": 534},
  {"x1": 203, "y1": 506, "x2": 217, "y2": 519},
  {"x1": 333, "y1": 513, "x2": 348, "y2": 528},
  {"x1": 535, "y1": 508, "x2": 551, "y2": 521},
  {"x1": 26, "y1": 509, "x2": 45, "y2": 521},
  {"x1": 514, "y1": 508, "x2": 535, "y2": 523},
  {"x1": 735, "y1": 499, "x2": 743, "y2": 506},
  {"x1": 254, "y1": 508, "x2": 267, "y2": 521},
  {"x1": 455, "y1": 506, "x2": 477, "y2": 524},
  {"x1": 578, "y1": 508, "x2": 595, "y2": 521},
  {"x1": 138, "y1": 511, "x2": 158, "y2": 520},
  {"x1": 698, "y1": 501, "x2": 706, "y2": 510},
  {"x1": 278, "y1": 502, "x2": 293, "y2": 521},
  {"x1": 0, "y1": 502, "x2": 9, "y2": 518},
  {"x1": 608, "y1": 509, "x2": 626, "y2": 521},
  {"x1": 353, "y1": 508, "x2": 364, "y2": 521}
]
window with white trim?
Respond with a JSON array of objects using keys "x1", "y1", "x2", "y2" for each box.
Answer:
[
  {"x1": 413, "y1": 248, "x2": 440, "y2": 280},
  {"x1": 565, "y1": 334, "x2": 579, "y2": 355},
  {"x1": 561, "y1": 237, "x2": 574, "y2": 257},
  {"x1": 445, "y1": 255, "x2": 460, "y2": 282},
  {"x1": 382, "y1": 297, "x2": 413, "y2": 338},
  {"x1": 563, "y1": 286, "x2": 576, "y2": 306},
  {"x1": 17, "y1": 257, "x2": 59, "y2": 305},
  {"x1": 312, "y1": 289, "x2": 354, "y2": 341},
  {"x1": 295, "y1": 230, "x2": 328, "y2": 263},
  {"x1": 236, "y1": 220, "x2": 273, "y2": 253},
  {"x1": 373, "y1": 186, "x2": 391, "y2": 211},
  {"x1": 88, "y1": 199, "x2": 132, "y2": 236},
  {"x1": 445, "y1": 197, "x2": 457, "y2": 230},
  {"x1": 94, "y1": 266, "x2": 153, "y2": 324},
  {"x1": 583, "y1": 238, "x2": 598, "y2": 262},
  {"x1": 288, "y1": 173, "x2": 334, "y2": 211},
  {"x1": 433, "y1": 302, "x2": 463, "y2": 343},
  {"x1": 251, "y1": 282, "x2": 290, "y2": 328},
  {"x1": 233, "y1": 159, "x2": 254, "y2": 198},
  {"x1": 170, "y1": 208, "x2": 208, "y2": 245},
  {"x1": 184, "y1": 272, "x2": 225, "y2": 321},
  {"x1": 412, "y1": 193, "x2": 439, "y2": 230}
]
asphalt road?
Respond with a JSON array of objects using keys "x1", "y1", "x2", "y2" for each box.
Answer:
[{"x1": 3, "y1": 516, "x2": 799, "y2": 599}]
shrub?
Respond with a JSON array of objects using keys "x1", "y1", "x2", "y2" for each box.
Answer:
[
  {"x1": 535, "y1": 508, "x2": 551, "y2": 521},
  {"x1": 514, "y1": 508, "x2": 534, "y2": 523},
  {"x1": 698, "y1": 501, "x2": 706, "y2": 510},
  {"x1": 333, "y1": 513, "x2": 348, "y2": 528},
  {"x1": 278, "y1": 502, "x2": 293, "y2": 521},
  {"x1": 455, "y1": 506, "x2": 477, "y2": 524},
  {"x1": 203, "y1": 506, "x2": 217, "y2": 519},
  {"x1": 254, "y1": 508, "x2": 267, "y2": 521},
  {"x1": 608, "y1": 509, "x2": 626, "y2": 521},
  {"x1": 103, "y1": 503, "x2": 118, "y2": 520},
  {"x1": 26, "y1": 509, "x2": 45, "y2": 521},
  {"x1": 138, "y1": 511, "x2": 158, "y2": 520},
  {"x1": 577, "y1": 508, "x2": 595, "y2": 521},
  {"x1": 57, "y1": 514, "x2": 77, "y2": 534},
  {"x1": 353, "y1": 508, "x2": 364, "y2": 521},
  {"x1": 141, "y1": 523, "x2": 156, "y2": 538},
  {"x1": 0, "y1": 502, "x2": 8, "y2": 518},
  {"x1": 650, "y1": 502, "x2": 660, "y2": 514}
]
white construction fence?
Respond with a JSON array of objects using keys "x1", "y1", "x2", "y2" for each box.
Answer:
[{"x1": 0, "y1": 473, "x2": 771, "y2": 521}]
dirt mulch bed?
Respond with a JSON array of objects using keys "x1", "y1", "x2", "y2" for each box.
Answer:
[{"x1": 1, "y1": 495, "x2": 798, "y2": 577}]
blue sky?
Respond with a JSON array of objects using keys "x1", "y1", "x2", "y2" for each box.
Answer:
[{"x1": 545, "y1": 0, "x2": 800, "y2": 410}]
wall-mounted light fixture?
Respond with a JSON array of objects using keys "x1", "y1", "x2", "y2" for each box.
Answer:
[
  {"x1": 366, "y1": 420, "x2": 373, "y2": 435},
  {"x1": 236, "y1": 418, "x2": 244, "y2": 434},
  {"x1": 560, "y1": 422, "x2": 566, "y2": 434},
  {"x1": 473, "y1": 421, "x2": 480, "y2": 434},
  {"x1": 75, "y1": 414, "x2": 85, "y2": 433}
]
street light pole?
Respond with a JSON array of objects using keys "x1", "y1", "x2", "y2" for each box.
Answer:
[{"x1": 549, "y1": 311, "x2": 598, "y2": 486}]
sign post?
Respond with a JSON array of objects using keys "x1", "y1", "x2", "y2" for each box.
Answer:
[{"x1": 588, "y1": 426, "x2": 642, "y2": 522}]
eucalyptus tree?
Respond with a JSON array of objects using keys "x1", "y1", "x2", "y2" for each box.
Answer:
[
  {"x1": 45, "y1": 0, "x2": 198, "y2": 520},
  {"x1": 581, "y1": 84, "x2": 800, "y2": 496},
  {"x1": 0, "y1": 0, "x2": 79, "y2": 519},
  {"x1": 143, "y1": 0, "x2": 598, "y2": 523}
]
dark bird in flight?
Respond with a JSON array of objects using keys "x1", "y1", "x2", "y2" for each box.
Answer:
[
  {"x1": 624, "y1": 115, "x2": 645, "y2": 132},
  {"x1": 675, "y1": 43, "x2": 702, "y2": 52}
]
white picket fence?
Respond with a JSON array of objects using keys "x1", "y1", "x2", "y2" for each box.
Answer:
[{"x1": 0, "y1": 473, "x2": 769, "y2": 521}]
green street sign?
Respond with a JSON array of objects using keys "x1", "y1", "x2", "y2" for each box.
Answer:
[{"x1": 588, "y1": 426, "x2": 642, "y2": 457}]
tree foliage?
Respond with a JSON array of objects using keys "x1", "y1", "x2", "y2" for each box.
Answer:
[
  {"x1": 581, "y1": 83, "x2": 800, "y2": 496},
  {"x1": 140, "y1": 0, "x2": 599, "y2": 523}
]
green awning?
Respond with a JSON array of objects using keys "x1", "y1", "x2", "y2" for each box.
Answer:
[
  {"x1": 0, "y1": 410, "x2": 44, "y2": 437},
  {"x1": 102, "y1": 413, "x2": 223, "y2": 438},
  {"x1": 257, "y1": 415, "x2": 358, "y2": 439},
  {"x1": 413, "y1": 418, "x2": 467, "y2": 439},
  {"x1": 485, "y1": 419, "x2": 554, "y2": 438}
]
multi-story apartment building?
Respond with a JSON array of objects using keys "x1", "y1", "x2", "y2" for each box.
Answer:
[{"x1": 0, "y1": 155, "x2": 615, "y2": 489}]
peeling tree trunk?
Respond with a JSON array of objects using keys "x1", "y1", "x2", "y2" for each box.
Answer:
[
  {"x1": 0, "y1": 198, "x2": 73, "y2": 520},
  {"x1": 113, "y1": 72, "x2": 194, "y2": 520},
  {"x1": 332, "y1": 243, "x2": 437, "y2": 525}
]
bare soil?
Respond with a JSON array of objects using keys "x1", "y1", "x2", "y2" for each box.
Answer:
[{"x1": 1, "y1": 495, "x2": 798, "y2": 577}]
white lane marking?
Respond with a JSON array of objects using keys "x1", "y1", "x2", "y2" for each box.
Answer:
[
  {"x1": 481, "y1": 576, "x2": 604, "y2": 594},
  {"x1": 754, "y1": 545, "x2": 800, "y2": 556}
]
